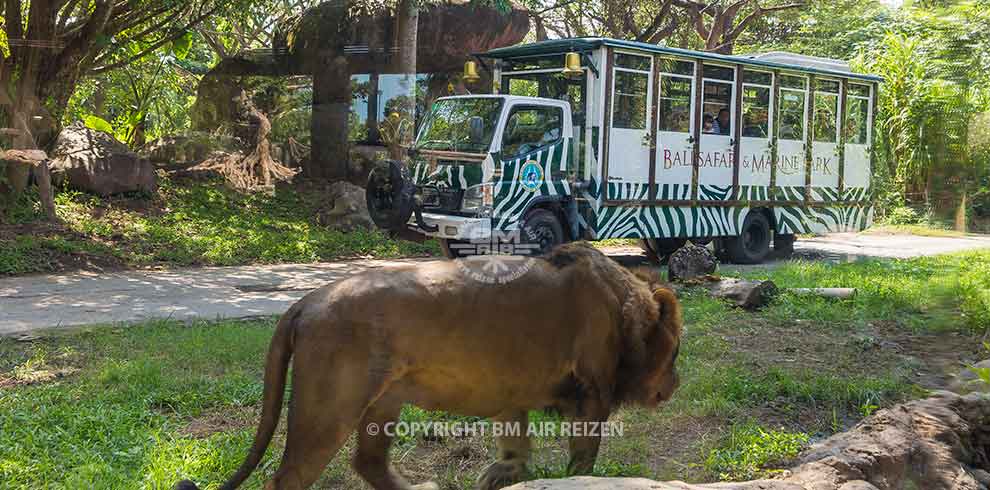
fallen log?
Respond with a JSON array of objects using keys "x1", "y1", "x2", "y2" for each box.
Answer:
[
  {"x1": 706, "y1": 277, "x2": 778, "y2": 310},
  {"x1": 788, "y1": 287, "x2": 857, "y2": 299},
  {"x1": 676, "y1": 275, "x2": 778, "y2": 310}
]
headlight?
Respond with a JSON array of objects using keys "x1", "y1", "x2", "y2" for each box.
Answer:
[{"x1": 461, "y1": 183, "x2": 494, "y2": 215}]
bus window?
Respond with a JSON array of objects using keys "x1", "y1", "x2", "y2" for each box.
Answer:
[
  {"x1": 778, "y1": 89, "x2": 806, "y2": 141},
  {"x1": 502, "y1": 106, "x2": 563, "y2": 157},
  {"x1": 742, "y1": 85, "x2": 771, "y2": 138},
  {"x1": 659, "y1": 77, "x2": 692, "y2": 133},
  {"x1": 814, "y1": 80, "x2": 839, "y2": 143},
  {"x1": 702, "y1": 65, "x2": 734, "y2": 136},
  {"x1": 613, "y1": 69, "x2": 649, "y2": 130},
  {"x1": 846, "y1": 84, "x2": 871, "y2": 145},
  {"x1": 508, "y1": 79, "x2": 538, "y2": 97}
]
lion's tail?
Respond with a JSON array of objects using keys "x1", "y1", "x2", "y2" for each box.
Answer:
[{"x1": 173, "y1": 306, "x2": 297, "y2": 490}]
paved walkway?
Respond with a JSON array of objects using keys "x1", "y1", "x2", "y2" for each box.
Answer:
[{"x1": 3, "y1": 233, "x2": 990, "y2": 336}]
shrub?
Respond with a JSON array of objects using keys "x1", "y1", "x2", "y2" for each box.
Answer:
[{"x1": 705, "y1": 422, "x2": 809, "y2": 480}]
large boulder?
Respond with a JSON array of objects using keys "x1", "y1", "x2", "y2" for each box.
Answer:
[
  {"x1": 507, "y1": 391, "x2": 990, "y2": 490},
  {"x1": 50, "y1": 122, "x2": 157, "y2": 196}
]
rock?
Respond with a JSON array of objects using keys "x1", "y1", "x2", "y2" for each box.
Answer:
[
  {"x1": 950, "y1": 360, "x2": 990, "y2": 394},
  {"x1": 49, "y1": 122, "x2": 157, "y2": 196},
  {"x1": 1, "y1": 149, "x2": 47, "y2": 195},
  {"x1": 317, "y1": 181, "x2": 374, "y2": 232},
  {"x1": 506, "y1": 392, "x2": 990, "y2": 490},
  {"x1": 668, "y1": 242, "x2": 717, "y2": 281}
]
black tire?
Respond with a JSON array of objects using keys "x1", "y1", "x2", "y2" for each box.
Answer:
[
  {"x1": 366, "y1": 160, "x2": 415, "y2": 232},
  {"x1": 520, "y1": 208, "x2": 565, "y2": 256},
  {"x1": 774, "y1": 233, "x2": 796, "y2": 258},
  {"x1": 724, "y1": 211, "x2": 772, "y2": 264},
  {"x1": 439, "y1": 239, "x2": 471, "y2": 259}
]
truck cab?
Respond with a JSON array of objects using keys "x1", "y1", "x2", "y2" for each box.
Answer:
[{"x1": 402, "y1": 94, "x2": 577, "y2": 258}]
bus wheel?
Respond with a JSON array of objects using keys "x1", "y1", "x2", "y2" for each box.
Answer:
[
  {"x1": 439, "y1": 239, "x2": 471, "y2": 259},
  {"x1": 521, "y1": 208, "x2": 564, "y2": 256},
  {"x1": 774, "y1": 233, "x2": 796, "y2": 258},
  {"x1": 725, "y1": 212, "x2": 772, "y2": 264},
  {"x1": 642, "y1": 238, "x2": 687, "y2": 264}
]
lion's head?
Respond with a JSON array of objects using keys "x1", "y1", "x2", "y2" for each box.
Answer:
[
  {"x1": 610, "y1": 278, "x2": 682, "y2": 407},
  {"x1": 546, "y1": 243, "x2": 684, "y2": 408}
]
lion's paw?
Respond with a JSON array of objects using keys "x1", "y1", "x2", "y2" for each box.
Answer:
[
  {"x1": 476, "y1": 461, "x2": 527, "y2": 490},
  {"x1": 411, "y1": 482, "x2": 439, "y2": 490}
]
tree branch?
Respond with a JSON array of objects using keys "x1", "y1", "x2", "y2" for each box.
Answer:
[{"x1": 87, "y1": 5, "x2": 219, "y2": 75}]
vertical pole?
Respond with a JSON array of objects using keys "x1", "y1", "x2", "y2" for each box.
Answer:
[
  {"x1": 601, "y1": 48, "x2": 614, "y2": 192},
  {"x1": 648, "y1": 56, "x2": 661, "y2": 201},
  {"x1": 838, "y1": 78, "x2": 847, "y2": 201},
  {"x1": 805, "y1": 75, "x2": 815, "y2": 205},
  {"x1": 691, "y1": 61, "x2": 703, "y2": 203},
  {"x1": 770, "y1": 70, "x2": 780, "y2": 202},
  {"x1": 731, "y1": 64, "x2": 743, "y2": 201}
]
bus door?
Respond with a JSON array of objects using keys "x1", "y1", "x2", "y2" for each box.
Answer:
[
  {"x1": 844, "y1": 83, "x2": 873, "y2": 199},
  {"x1": 811, "y1": 79, "x2": 841, "y2": 199},
  {"x1": 698, "y1": 64, "x2": 736, "y2": 200},
  {"x1": 775, "y1": 74, "x2": 809, "y2": 202},
  {"x1": 655, "y1": 58, "x2": 696, "y2": 201},
  {"x1": 739, "y1": 70, "x2": 774, "y2": 200},
  {"x1": 607, "y1": 52, "x2": 654, "y2": 201}
]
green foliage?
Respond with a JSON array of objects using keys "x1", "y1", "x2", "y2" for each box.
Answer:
[
  {"x1": 704, "y1": 423, "x2": 809, "y2": 480},
  {"x1": 736, "y1": 250, "x2": 990, "y2": 333},
  {"x1": 0, "y1": 177, "x2": 438, "y2": 276},
  {"x1": 82, "y1": 115, "x2": 115, "y2": 135}
]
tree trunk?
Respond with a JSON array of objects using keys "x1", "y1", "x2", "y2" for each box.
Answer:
[
  {"x1": 307, "y1": 53, "x2": 352, "y2": 181},
  {"x1": 955, "y1": 188, "x2": 968, "y2": 233},
  {"x1": 395, "y1": 0, "x2": 419, "y2": 150}
]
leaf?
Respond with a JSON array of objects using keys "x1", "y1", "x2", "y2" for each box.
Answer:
[
  {"x1": 83, "y1": 115, "x2": 114, "y2": 135},
  {"x1": 171, "y1": 32, "x2": 193, "y2": 61}
]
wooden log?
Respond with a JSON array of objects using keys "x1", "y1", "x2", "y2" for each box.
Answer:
[
  {"x1": 788, "y1": 288, "x2": 857, "y2": 299},
  {"x1": 706, "y1": 277, "x2": 779, "y2": 310}
]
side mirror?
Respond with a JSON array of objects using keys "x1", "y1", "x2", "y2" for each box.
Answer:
[{"x1": 469, "y1": 116, "x2": 484, "y2": 144}]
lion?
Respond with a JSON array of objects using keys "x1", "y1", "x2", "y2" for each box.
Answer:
[{"x1": 174, "y1": 242, "x2": 682, "y2": 490}]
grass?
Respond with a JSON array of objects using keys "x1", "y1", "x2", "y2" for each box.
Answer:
[
  {"x1": 1, "y1": 250, "x2": 988, "y2": 488},
  {"x1": 0, "y1": 175, "x2": 438, "y2": 276},
  {"x1": 866, "y1": 224, "x2": 966, "y2": 237}
]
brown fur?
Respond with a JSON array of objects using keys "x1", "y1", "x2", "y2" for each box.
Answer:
[{"x1": 174, "y1": 241, "x2": 682, "y2": 490}]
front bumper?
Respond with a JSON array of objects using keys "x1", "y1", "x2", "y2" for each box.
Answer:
[{"x1": 408, "y1": 212, "x2": 492, "y2": 241}]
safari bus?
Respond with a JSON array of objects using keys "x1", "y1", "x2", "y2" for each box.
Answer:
[{"x1": 366, "y1": 38, "x2": 881, "y2": 264}]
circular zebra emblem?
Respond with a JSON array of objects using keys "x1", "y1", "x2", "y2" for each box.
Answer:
[{"x1": 519, "y1": 160, "x2": 543, "y2": 192}]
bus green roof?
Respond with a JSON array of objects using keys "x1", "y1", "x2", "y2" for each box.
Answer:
[{"x1": 481, "y1": 37, "x2": 882, "y2": 83}]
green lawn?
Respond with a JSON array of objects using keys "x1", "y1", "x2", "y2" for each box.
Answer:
[
  {"x1": 1, "y1": 251, "x2": 988, "y2": 489},
  {"x1": 0, "y1": 176, "x2": 438, "y2": 276}
]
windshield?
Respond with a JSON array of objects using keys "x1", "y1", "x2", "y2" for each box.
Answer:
[{"x1": 416, "y1": 98, "x2": 504, "y2": 152}]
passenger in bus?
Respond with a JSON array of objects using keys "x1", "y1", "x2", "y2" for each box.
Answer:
[
  {"x1": 743, "y1": 109, "x2": 769, "y2": 138},
  {"x1": 703, "y1": 114, "x2": 715, "y2": 133},
  {"x1": 715, "y1": 108, "x2": 731, "y2": 135}
]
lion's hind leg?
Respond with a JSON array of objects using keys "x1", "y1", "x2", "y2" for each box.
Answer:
[
  {"x1": 477, "y1": 410, "x2": 531, "y2": 490},
  {"x1": 263, "y1": 349, "x2": 372, "y2": 490},
  {"x1": 354, "y1": 396, "x2": 438, "y2": 490}
]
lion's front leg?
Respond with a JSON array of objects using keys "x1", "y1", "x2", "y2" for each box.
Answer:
[
  {"x1": 566, "y1": 401, "x2": 610, "y2": 476},
  {"x1": 477, "y1": 410, "x2": 530, "y2": 490}
]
